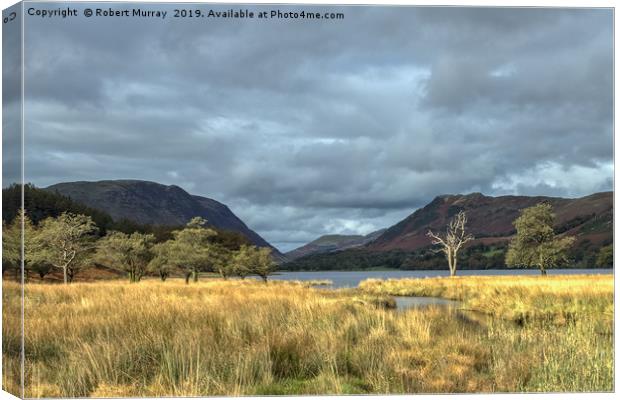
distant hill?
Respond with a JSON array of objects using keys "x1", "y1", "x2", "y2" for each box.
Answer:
[
  {"x1": 45, "y1": 180, "x2": 286, "y2": 261},
  {"x1": 369, "y1": 192, "x2": 612, "y2": 251},
  {"x1": 283, "y1": 191, "x2": 612, "y2": 271},
  {"x1": 286, "y1": 229, "x2": 386, "y2": 260}
]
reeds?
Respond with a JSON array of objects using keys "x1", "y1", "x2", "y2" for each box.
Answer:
[{"x1": 359, "y1": 274, "x2": 613, "y2": 324}]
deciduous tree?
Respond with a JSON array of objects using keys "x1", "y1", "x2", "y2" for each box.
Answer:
[
  {"x1": 35, "y1": 212, "x2": 97, "y2": 283},
  {"x1": 251, "y1": 247, "x2": 277, "y2": 282},
  {"x1": 211, "y1": 245, "x2": 233, "y2": 279},
  {"x1": 3, "y1": 218, "x2": 21, "y2": 279},
  {"x1": 505, "y1": 203, "x2": 575, "y2": 276},
  {"x1": 596, "y1": 244, "x2": 613, "y2": 268},
  {"x1": 158, "y1": 217, "x2": 218, "y2": 283},
  {"x1": 231, "y1": 244, "x2": 253, "y2": 279},
  {"x1": 3, "y1": 210, "x2": 56, "y2": 281},
  {"x1": 96, "y1": 231, "x2": 156, "y2": 282},
  {"x1": 149, "y1": 242, "x2": 177, "y2": 281}
]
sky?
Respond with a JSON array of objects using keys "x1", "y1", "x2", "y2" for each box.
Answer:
[{"x1": 2, "y1": 3, "x2": 614, "y2": 251}]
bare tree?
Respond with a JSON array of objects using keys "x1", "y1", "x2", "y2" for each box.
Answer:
[{"x1": 427, "y1": 211, "x2": 474, "y2": 277}]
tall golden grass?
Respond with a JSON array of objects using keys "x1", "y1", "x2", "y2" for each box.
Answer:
[
  {"x1": 359, "y1": 274, "x2": 614, "y2": 324},
  {"x1": 2, "y1": 275, "x2": 614, "y2": 397}
]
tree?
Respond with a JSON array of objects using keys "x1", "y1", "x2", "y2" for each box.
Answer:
[
  {"x1": 3, "y1": 209, "x2": 70, "y2": 281},
  {"x1": 211, "y1": 245, "x2": 233, "y2": 279},
  {"x1": 251, "y1": 247, "x2": 278, "y2": 282},
  {"x1": 231, "y1": 245, "x2": 253, "y2": 279},
  {"x1": 149, "y1": 242, "x2": 177, "y2": 281},
  {"x1": 156, "y1": 217, "x2": 218, "y2": 283},
  {"x1": 3, "y1": 219, "x2": 21, "y2": 279},
  {"x1": 35, "y1": 212, "x2": 98, "y2": 283},
  {"x1": 148, "y1": 256, "x2": 171, "y2": 281},
  {"x1": 186, "y1": 216, "x2": 208, "y2": 229},
  {"x1": 30, "y1": 262, "x2": 53, "y2": 280},
  {"x1": 596, "y1": 244, "x2": 613, "y2": 268},
  {"x1": 96, "y1": 231, "x2": 155, "y2": 282},
  {"x1": 427, "y1": 210, "x2": 474, "y2": 277},
  {"x1": 2, "y1": 210, "x2": 28, "y2": 280},
  {"x1": 505, "y1": 203, "x2": 575, "y2": 276}
]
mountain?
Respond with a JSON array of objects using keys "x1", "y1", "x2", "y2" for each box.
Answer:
[
  {"x1": 45, "y1": 180, "x2": 286, "y2": 261},
  {"x1": 369, "y1": 191, "x2": 613, "y2": 251},
  {"x1": 286, "y1": 229, "x2": 386, "y2": 261},
  {"x1": 282, "y1": 191, "x2": 612, "y2": 271}
]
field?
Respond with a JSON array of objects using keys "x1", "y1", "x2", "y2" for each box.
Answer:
[
  {"x1": 2, "y1": 275, "x2": 614, "y2": 397},
  {"x1": 359, "y1": 274, "x2": 614, "y2": 324}
]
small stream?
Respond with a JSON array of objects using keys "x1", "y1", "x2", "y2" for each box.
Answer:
[
  {"x1": 393, "y1": 296, "x2": 460, "y2": 309},
  {"x1": 392, "y1": 296, "x2": 493, "y2": 328}
]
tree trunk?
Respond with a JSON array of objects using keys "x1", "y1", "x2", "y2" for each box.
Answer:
[
  {"x1": 539, "y1": 255, "x2": 547, "y2": 276},
  {"x1": 447, "y1": 248, "x2": 455, "y2": 277},
  {"x1": 451, "y1": 254, "x2": 458, "y2": 277},
  {"x1": 261, "y1": 275, "x2": 268, "y2": 283},
  {"x1": 63, "y1": 265, "x2": 68, "y2": 284},
  {"x1": 160, "y1": 271, "x2": 168, "y2": 282},
  {"x1": 193, "y1": 269, "x2": 199, "y2": 282},
  {"x1": 185, "y1": 271, "x2": 191, "y2": 284}
]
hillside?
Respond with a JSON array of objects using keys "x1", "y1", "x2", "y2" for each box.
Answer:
[
  {"x1": 45, "y1": 180, "x2": 286, "y2": 261},
  {"x1": 3, "y1": 183, "x2": 114, "y2": 229},
  {"x1": 286, "y1": 229, "x2": 386, "y2": 261},
  {"x1": 283, "y1": 192, "x2": 612, "y2": 271},
  {"x1": 369, "y1": 192, "x2": 612, "y2": 251}
]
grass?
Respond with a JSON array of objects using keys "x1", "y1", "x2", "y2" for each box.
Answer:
[
  {"x1": 2, "y1": 275, "x2": 614, "y2": 397},
  {"x1": 359, "y1": 274, "x2": 613, "y2": 324}
]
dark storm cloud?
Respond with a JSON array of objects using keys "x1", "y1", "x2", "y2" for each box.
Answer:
[{"x1": 15, "y1": 4, "x2": 613, "y2": 251}]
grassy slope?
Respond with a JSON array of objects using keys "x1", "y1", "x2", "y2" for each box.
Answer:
[{"x1": 2, "y1": 277, "x2": 614, "y2": 397}]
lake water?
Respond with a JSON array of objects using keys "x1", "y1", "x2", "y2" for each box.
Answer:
[{"x1": 272, "y1": 269, "x2": 613, "y2": 288}]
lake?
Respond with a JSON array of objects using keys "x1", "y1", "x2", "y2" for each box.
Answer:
[{"x1": 271, "y1": 269, "x2": 613, "y2": 288}]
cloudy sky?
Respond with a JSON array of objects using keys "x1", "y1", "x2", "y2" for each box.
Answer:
[{"x1": 3, "y1": 3, "x2": 613, "y2": 251}]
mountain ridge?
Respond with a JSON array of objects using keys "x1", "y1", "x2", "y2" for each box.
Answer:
[
  {"x1": 369, "y1": 191, "x2": 613, "y2": 251},
  {"x1": 282, "y1": 191, "x2": 612, "y2": 271},
  {"x1": 286, "y1": 229, "x2": 386, "y2": 260},
  {"x1": 45, "y1": 180, "x2": 286, "y2": 261}
]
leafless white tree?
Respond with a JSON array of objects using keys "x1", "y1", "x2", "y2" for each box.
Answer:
[{"x1": 426, "y1": 211, "x2": 474, "y2": 277}]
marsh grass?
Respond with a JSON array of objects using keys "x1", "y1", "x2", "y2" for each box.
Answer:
[
  {"x1": 1, "y1": 275, "x2": 614, "y2": 397},
  {"x1": 360, "y1": 274, "x2": 613, "y2": 324},
  {"x1": 360, "y1": 274, "x2": 614, "y2": 392}
]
